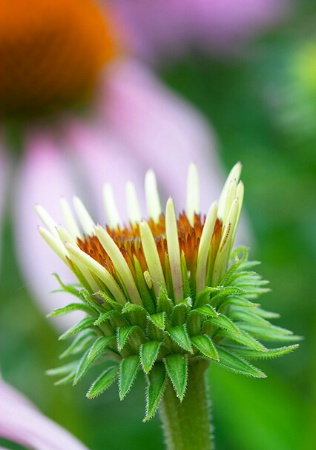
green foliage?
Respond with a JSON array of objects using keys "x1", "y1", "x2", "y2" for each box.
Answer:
[
  {"x1": 48, "y1": 249, "x2": 298, "y2": 420},
  {"x1": 164, "y1": 354, "x2": 188, "y2": 401},
  {"x1": 119, "y1": 355, "x2": 140, "y2": 400},
  {"x1": 145, "y1": 363, "x2": 167, "y2": 422},
  {"x1": 140, "y1": 341, "x2": 162, "y2": 373},
  {"x1": 87, "y1": 366, "x2": 118, "y2": 398}
]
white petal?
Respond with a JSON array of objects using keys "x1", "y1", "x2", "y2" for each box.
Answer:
[
  {"x1": 218, "y1": 162, "x2": 242, "y2": 219},
  {"x1": 139, "y1": 221, "x2": 166, "y2": 295},
  {"x1": 213, "y1": 198, "x2": 239, "y2": 285},
  {"x1": 35, "y1": 205, "x2": 59, "y2": 238},
  {"x1": 165, "y1": 198, "x2": 183, "y2": 302},
  {"x1": 73, "y1": 196, "x2": 95, "y2": 235},
  {"x1": 103, "y1": 183, "x2": 121, "y2": 228},
  {"x1": 38, "y1": 226, "x2": 69, "y2": 264},
  {"x1": 60, "y1": 197, "x2": 81, "y2": 239},
  {"x1": 145, "y1": 169, "x2": 162, "y2": 221},
  {"x1": 186, "y1": 163, "x2": 200, "y2": 226},
  {"x1": 94, "y1": 225, "x2": 142, "y2": 305},
  {"x1": 195, "y1": 202, "x2": 218, "y2": 294},
  {"x1": 126, "y1": 181, "x2": 142, "y2": 224},
  {"x1": 65, "y1": 242, "x2": 126, "y2": 305}
]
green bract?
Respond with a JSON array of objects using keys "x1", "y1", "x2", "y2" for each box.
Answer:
[{"x1": 38, "y1": 164, "x2": 299, "y2": 421}]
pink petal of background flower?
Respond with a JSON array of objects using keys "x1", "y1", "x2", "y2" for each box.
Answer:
[
  {"x1": 108, "y1": 0, "x2": 290, "y2": 61},
  {"x1": 0, "y1": 378, "x2": 88, "y2": 450},
  {"x1": 13, "y1": 129, "x2": 81, "y2": 329}
]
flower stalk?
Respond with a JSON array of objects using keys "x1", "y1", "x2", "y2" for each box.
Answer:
[{"x1": 160, "y1": 359, "x2": 212, "y2": 450}]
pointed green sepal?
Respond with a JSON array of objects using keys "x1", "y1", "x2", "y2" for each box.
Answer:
[
  {"x1": 252, "y1": 307, "x2": 280, "y2": 319},
  {"x1": 191, "y1": 335, "x2": 219, "y2": 360},
  {"x1": 221, "y1": 296, "x2": 259, "y2": 309},
  {"x1": 217, "y1": 328, "x2": 267, "y2": 352},
  {"x1": 148, "y1": 312, "x2": 166, "y2": 330},
  {"x1": 119, "y1": 355, "x2": 140, "y2": 400},
  {"x1": 121, "y1": 302, "x2": 147, "y2": 325},
  {"x1": 217, "y1": 347, "x2": 266, "y2": 378},
  {"x1": 46, "y1": 361, "x2": 78, "y2": 378},
  {"x1": 237, "y1": 322, "x2": 300, "y2": 342},
  {"x1": 140, "y1": 341, "x2": 162, "y2": 373},
  {"x1": 59, "y1": 330, "x2": 96, "y2": 359},
  {"x1": 228, "y1": 308, "x2": 269, "y2": 325},
  {"x1": 87, "y1": 366, "x2": 119, "y2": 398},
  {"x1": 54, "y1": 372, "x2": 77, "y2": 385},
  {"x1": 167, "y1": 325, "x2": 193, "y2": 353},
  {"x1": 53, "y1": 274, "x2": 82, "y2": 298},
  {"x1": 186, "y1": 310, "x2": 201, "y2": 336},
  {"x1": 157, "y1": 286, "x2": 174, "y2": 315},
  {"x1": 144, "y1": 362, "x2": 167, "y2": 421},
  {"x1": 59, "y1": 317, "x2": 96, "y2": 340},
  {"x1": 88, "y1": 335, "x2": 116, "y2": 360},
  {"x1": 93, "y1": 291, "x2": 122, "y2": 310},
  {"x1": 133, "y1": 257, "x2": 156, "y2": 314},
  {"x1": 195, "y1": 286, "x2": 221, "y2": 306},
  {"x1": 164, "y1": 354, "x2": 188, "y2": 401},
  {"x1": 233, "y1": 344, "x2": 299, "y2": 359},
  {"x1": 48, "y1": 303, "x2": 96, "y2": 317},
  {"x1": 117, "y1": 326, "x2": 137, "y2": 352},
  {"x1": 193, "y1": 304, "x2": 218, "y2": 318},
  {"x1": 73, "y1": 348, "x2": 99, "y2": 385},
  {"x1": 171, "y1": 303, "x2": 190, "y2": 326},
  {"x1": 94, "y1": 310, "x2": 119, "y2": 326},
  {"x1": 207, "y1": 313, "x2": 240, "y2": 333}
]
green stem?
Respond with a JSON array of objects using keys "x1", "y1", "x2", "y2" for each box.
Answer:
[{"x1": 159, "y1": 359, "x2": 213, "y2": 450}]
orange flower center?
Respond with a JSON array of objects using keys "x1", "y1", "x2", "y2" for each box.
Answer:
[
  {"x1": 78, "y1": 214, "x2": 223, "y2": 288},
  {"x1": 0, "y1": 0, "x2": 119, "y2": 117}
]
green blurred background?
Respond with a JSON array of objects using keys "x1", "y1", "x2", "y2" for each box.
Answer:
[{"x1": 1, "y1": 1, "x2": 316, "y2": 449}]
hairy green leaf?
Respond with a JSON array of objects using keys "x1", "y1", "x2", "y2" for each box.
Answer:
[
  {"x1": 217, "y1": 328, "x2": 267, "y2": 352},
  {"x1": 232, "y1": 344, "x2": 299, "y2": 359},
  {"x1": 59, "y1": 317, "x2": 96, "y2": 340},
  {"x1": 59, "y1": 329, "x2": 96, "y2": 359},
  {"x1": 144, "y1": 362, "x2": 167, "y2": 422},
  {"x1": 48, "y1": 303, "x2": 96, "y2": 317},
  {"x1": 167, "y1": 325, "x2": 193, "y2": 353},
  {"x1": 117, "y1": 326, "x2": 137, "y2": 352},
  {"x1": 191, "y1": 335, "x2": 219, "y2": 360},
  {"x1": 46, "y1": 361, "x2": 78, "y2": 377},
  {"x1": 53, "y1": 274, "x2": 82, "y2": 298},
  {"x1": 119, "y1": 355, "x2": 140, "y2": 400},
  {"x1": 148, "y1": 312, "x2": 166, "y2": 331},
  {"x1": 193, "y1": 304, "x2": 218, "y2": 318},
  {"x1": 140, "y1": 341, "x2": 162, "y2": 373},
  {"x1": 217, "y1": 347, "x2": 266, "y2": 378},
  {"x1": 94, "y1": 310, "x2": 120, "y2": 326},
  {"x1": 73, "y1": 348, "x2": 99, "y2": 385},
  {"x1": 164, "y1": 354, "x2": 188, "y2": 401},
  {"x1": 88, "y1": 335, "x2": 116, "y2": 360},
  {"x1": 207, "y1": 314, "x2": 240, "y2": 333},
  {"x1": 87, "y1": 366, "x2": 118, "y2": 398},
  {"x1": 237, "y1": 322, "x2": 299, "y2": 342}
]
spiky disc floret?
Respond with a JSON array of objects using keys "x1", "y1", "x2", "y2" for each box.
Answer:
[{"x1": 38, "y1": 164, "x2": 299, "y2": 421}]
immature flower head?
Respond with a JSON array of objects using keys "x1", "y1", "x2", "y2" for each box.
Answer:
[
  {"x1": 0, "y1": 0, "x2": 119, "y2": 116},
  {"x1": 37, "y1": 163, "x2": 298, "y2": 420}
]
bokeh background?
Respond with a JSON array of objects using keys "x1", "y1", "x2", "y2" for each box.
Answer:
[{"x1": 1, "y1": 0, "x2": 315, "y2": 449}]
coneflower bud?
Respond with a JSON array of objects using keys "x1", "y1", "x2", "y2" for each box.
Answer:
[{"x1": 37, "y1": 163, "x2": 299, "y2": 421}]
